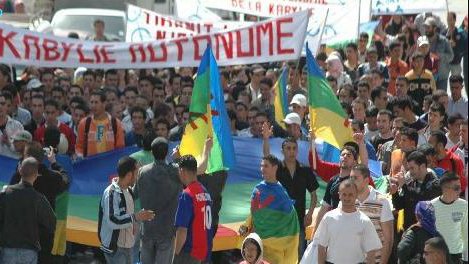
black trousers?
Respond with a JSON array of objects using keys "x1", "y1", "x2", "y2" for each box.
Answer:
[{"x1": 197, "y1": 170, "x2": 228, "y2": 238}]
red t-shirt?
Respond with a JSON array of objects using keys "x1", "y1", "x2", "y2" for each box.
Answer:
[
  {"x1": 437, "y1": 151, "x2": 467, "y2": 191},
  {"x1": 34, "y1": 122, "x2": 76, "y2": 154}
]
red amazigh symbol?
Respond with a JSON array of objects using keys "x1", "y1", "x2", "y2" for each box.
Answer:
[
  {"x1": 343, "y1": 118, "x2": 350, "y2": 128},
  {"x1": 187, "y1": 110, "x2": 219, "y2": 131},
  {"x1": 251, "y1": 190, "x2": 275, "y2": 212}
]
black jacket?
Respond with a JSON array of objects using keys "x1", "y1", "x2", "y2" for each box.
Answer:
[
  {"x1": 397, "y1": 225, "x2": 433, "y2": 264},
  {"x1": 0, "y1": 181, "x2": 56, "y2": 251},
  {"x1": 392, "y1": 173, "x2": 441, "y2": 230},
  {"x1": 10, "y1": 162, "x2": 69, "y2": 210}
]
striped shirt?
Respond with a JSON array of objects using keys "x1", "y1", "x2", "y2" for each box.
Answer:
[
  {"x1": 343, "y1": 187, "x2": 394, "y2": 263},
  {"x1": 431, "y1": 197, "x2": 468, "y2": 255}
]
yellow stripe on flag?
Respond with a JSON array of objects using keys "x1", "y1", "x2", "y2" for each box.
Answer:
[
  {"x1": 180, "y1": 106, "x2": 213, "y2": 163},
  {"x1": 310, "y1": 107, "x2": 353, "y2": 149}
]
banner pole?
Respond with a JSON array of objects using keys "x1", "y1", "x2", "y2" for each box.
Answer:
[
  {"x1": 315, "y1": 8, "x2": 329, "y2": 55},
  {"x1": 357, "y1": 0, "x2": 362, "y2": 40}
]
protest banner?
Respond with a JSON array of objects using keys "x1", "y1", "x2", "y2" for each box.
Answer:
[
  {"x1": 174, "y1": 0, "x2": 224, "y2": 21},
  {"x1": 187, "y1": 0, "x2": 365, "y2": 50},
  {"x1": 371, "y1": 0, "x2": 447, "y2": 15},
  {"x1": 126, "y1": 4, "x2": 250, "y2": 42},
  {"x1": 0, "y1": 10, "x2": 308, "y2": 68},
  {"x1": 201, "y1": 0, "x2": 321, "y2": 17}
]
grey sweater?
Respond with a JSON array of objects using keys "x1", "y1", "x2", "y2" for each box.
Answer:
[{"x1": 135, "y1": 160, "x2": 182, "y2": 239}]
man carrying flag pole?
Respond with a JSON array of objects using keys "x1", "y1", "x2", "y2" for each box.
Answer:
[{"x1": 179, "y1": 45, "x2": 236, "y2": 243}]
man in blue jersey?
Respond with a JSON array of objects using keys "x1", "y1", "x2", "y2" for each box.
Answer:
[{"x1": 174, "y1": 155, "x2": 213, "y2": 264}]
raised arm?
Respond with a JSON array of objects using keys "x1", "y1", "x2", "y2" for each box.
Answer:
[
  {"x1": 262, "y1": 122, "x2": 273, "y2": 157},
  {"x1": 196, "y1": 137, "x2": 213, "y2": 175}
]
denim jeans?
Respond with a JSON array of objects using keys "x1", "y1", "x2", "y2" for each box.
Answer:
[
  {"x1": 0, "y1": 248, "x2": 38, "y2": 264},
  {"x1": 140, "y1": 236, "x2": 174, "y2": 264},
  {"x1": 133, "y1": 222, "x2": 142, "y2": 263},
  {"x1": 104, "y1": 247, "x2": 133, "y2": 264}
]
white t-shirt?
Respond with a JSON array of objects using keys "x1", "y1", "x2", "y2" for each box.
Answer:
[
  {"x1": 316, "y1": 208, "x2": 382, "y2": 264},
  {"x1": 117, "y1": 189, "x2": 135, "y2": 249}
]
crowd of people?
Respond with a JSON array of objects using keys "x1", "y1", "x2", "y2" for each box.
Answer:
[{"x1": 0, "y1": 9, "x2": 468, "y2": 264}]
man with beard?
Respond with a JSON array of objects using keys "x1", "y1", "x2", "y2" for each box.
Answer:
[{"x1": 424, "y1": 17, "x2": 454, "y2": 91}]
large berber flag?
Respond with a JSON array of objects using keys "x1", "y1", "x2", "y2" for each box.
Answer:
[
  {"x1": 306, "y1": 43, "x2": 353, "y2": 149},
  {"x1": 179, "y1": 45, "x2": 236, "y2": 173}
]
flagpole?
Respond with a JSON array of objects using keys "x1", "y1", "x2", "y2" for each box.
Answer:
[
  {"x1": 311, "y1": 132, "x2": 317, "y2": 171},
  {"x1": 316, "y1": 8, "x2": 330, "y2": 55},
  {"x1": 357, "y1": 0, "x2": 362, "y2": 40}
]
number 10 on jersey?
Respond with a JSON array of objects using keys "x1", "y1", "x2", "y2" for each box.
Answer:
[{"x1": 201, "y1": 205, "x2": 212, "y2": 230}]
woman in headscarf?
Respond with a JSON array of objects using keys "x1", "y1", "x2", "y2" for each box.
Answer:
[
  {"x1": 325, "y1": 53, "x2": 352, "y2": 89},
  {"x1": 397, "y1": 201, "x2": 452, "y2": 264}
]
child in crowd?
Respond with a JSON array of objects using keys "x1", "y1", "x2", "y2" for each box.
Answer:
[{"x1": 240, "y1": 233, "x2": 270, "y2": 264}]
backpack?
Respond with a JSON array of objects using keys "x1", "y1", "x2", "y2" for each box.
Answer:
[{"x1": 83, "y1": 116, "x2": 118, "y2": 157}]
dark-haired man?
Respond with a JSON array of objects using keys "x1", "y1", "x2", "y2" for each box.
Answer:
[
  {"x1": 88, "y1": 19, "x2": 110, "y2": 42},
  {"x1": 390, "y1": 151, "x2": 441, "y2": 230},
  {"x1": 262, "y1": 126, "x2": 318, "y2": 257},
  {"x1": 34, "y1": 99, "x2": 75, "y2": 155},
  {"x1": 429, "y1": 130, "x2": 467, "y2": 192},
  {"x1": 313, "y1": 146, "x2": 358, "y2": 235},
  {"x1": 240, "y1": 154, "x2": 300, "y2": 264},
  {"x1": 371, "y1": 110, "x2": 394, "y2": 150},
  {"x1": 0, "y1": 91, "x2": 24, "y2": 158},
  {"x1": 349, "y1": 164, "x2": 394, "y2": 264},
  {"x1": 431, "y1": 173, "x2": 468, "y2": 264},
  {"x1": 448, "y1": 75, "x2": 467, "y2": 117},
  {"x1": 174, "y1": 154, "x2": 213, "y2": 264},
  {"x1": 76, "y1": 91, "x2": 125, "y2": 157},
  {"x1": 137, "y1": 138, "x2": 211, "y2": 264},
  {"x1": 99, "y1": 157, "x2": 155, "y2": 264},
  {"x1": 124, "y1": 107, "x2": 147, "y2": 147}
]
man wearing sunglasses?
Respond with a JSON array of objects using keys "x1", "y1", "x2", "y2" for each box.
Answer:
[{"x1": 431, "y1": 173, "x2": 468, "y2": 264}]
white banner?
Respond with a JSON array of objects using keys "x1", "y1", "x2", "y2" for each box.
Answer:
[
  {"x1": 371, "y1": 0, "x2": 447, "y2": 15},
  {"x1": 314, "y1": 2, "x2": 360, "y2": 46},
  {"x1": 126, "y1": 4, "x2": 250, "y2": 42},
  {"x1": 187, "y1": 0, "x2": 361, "y2": 49},
  {"x1": 174, "y1": 0, "x2": 224, "y2": 21},
  {"x1": 0, "y1": 11, "x2": 309, "y2": 69}
]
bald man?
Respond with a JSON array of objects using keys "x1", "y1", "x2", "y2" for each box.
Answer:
[{"x1": 0, "y1": 157, "x2": 56, "y2": 263}]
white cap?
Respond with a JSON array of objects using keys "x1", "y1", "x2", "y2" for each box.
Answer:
[
  {"x1": 290, "y1": 94, "x2": 307, "y2": 107},
  {"x1": 74, "y1": 67, "x2": 87, "y2": 82},
  {"x1": 26, "y1": 78, "x2": 43, "y2": 90},
  {"x1": 283, "y1": 113, "x2": 302, "y2": 126},
  {"x1": 417, "y1": 36, "x2": 430, "y2": 47}
]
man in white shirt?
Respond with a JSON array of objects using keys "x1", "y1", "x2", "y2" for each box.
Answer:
[
  {"x1": 0, "y1": 91, "x2": 25, "y2": 158},
  {"x1": 349, "y1": 164, "x2": 394, "y2": 264},
  {"x1": 247, "y1": 65, "x2": 265, "y2": 103},
  {"x1": 448, "y1": 75, "x2": 468, "y2": 118},
  {"x1": 316, "y1": 179, "x2": 382, "y2": 264},
  {"x1": 431, "y1": 173, "x2": 468, "y2": 264}
]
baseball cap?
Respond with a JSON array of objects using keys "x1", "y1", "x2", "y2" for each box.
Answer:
[
  {"x1": 283, "y1": 113, "x2": 302, "y2": 126},
  {"x1": 12, "y1": 130, "x2": 32, "y2": 142},
  {"x1": 417, "y1": 36, "x2": 430, "y2": 47},
  {"x1": 290, "y1": 94, "x2": 307, "y2": 107},
  {"x1": 424, "y1": 17, "x2": 437, "y2": 27},
  {"x1": 26, "y1": 78, "x2": 43, "y2": 90}
]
